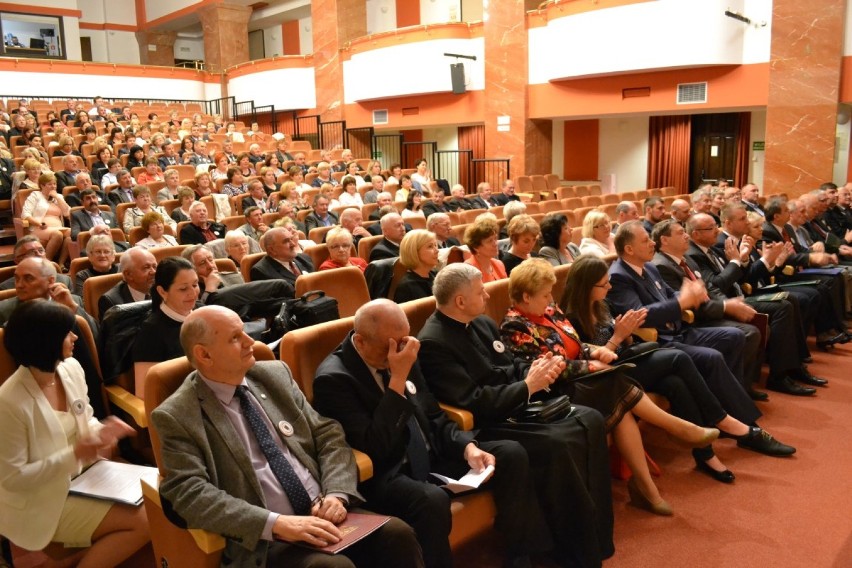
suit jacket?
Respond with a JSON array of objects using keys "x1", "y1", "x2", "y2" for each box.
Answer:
[
  {"x1": 651, "y1": 251, "x2": 725, "y2": 321},
  {"x1": 469, "y1": 195, "x2": 495, "y2": 210},
  {"x1": 180, "y1": 222, "x2": 227, "y2": 245},
  {"x1": 685, "y1": 241, "x2": 744, "y2": 298},
  {"x1": 303, "y1": 211, "x2": 339, "y2": 233},
  {"x1": 55, "y1": 171, "x2": 78, "y2": 194},
  {"x1": 107, "y1": 186, "x2": 135, "y2": 208},
  {"x1": 762, "y1": 222, "x2": 811, "y2": 267},
  {"x1": 742, "y1": 201, "x2": 764, "y2": 216},
  {"x1": 491, "y1": 194, "x2": 519, "y2": 206},
  {"x1": 98, "y1": 281, "x2": 139, "y2": 319},
  {"x1": 250, "y1": 254, "x2": 313, "y2": 286},
  {"x1": 447, "y1": 198, "x2": 473, "y2": 211},
  {"x1": 417, "y1": 311, "x2": 532, "y2": 427},
  {"x1": 607, "y1": 258, "x2": 684, "y2": 336},
  {"x1": 421, "y1": 201, "x2": 450, "y2": 218},
  {"x1": 70, "y1": 209, "x2": 119, "y2": 240},
  {"x1": 0, "y1": 359, "x2": 100, "y2": 550},
  {"x1": 436, "y1": 237, "x2": 461, "y2": 249},
  {"x1": 158, "y1": 155, "x2": 179, "y2": 170},
  {"x1": 0, "y1": 273, "x2": 72, "y2": 292},
  {"x1": 369, "y1": 238, "x2": 400, "y2": 262},
  {"x1": 312, "y1": 333, "x2": 474, "y2": 480},
  {"x1": 151, "y1": 361, "x2": 361, "y2": 568}
]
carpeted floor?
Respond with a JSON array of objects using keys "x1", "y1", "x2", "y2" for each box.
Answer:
[{"x1": 456, "y1": 339, "x2": 852, "y2": 567}]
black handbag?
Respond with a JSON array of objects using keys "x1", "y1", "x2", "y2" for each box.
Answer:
[
  {"x1": 618, "y1": 341, "x2": 660, "y2": 363},
  {"x1": 270, "y1": 290, "x2": 339, "y2": 339},
  {"x1": 514, "y1": 395, "x2": 574, "y2": 424}
]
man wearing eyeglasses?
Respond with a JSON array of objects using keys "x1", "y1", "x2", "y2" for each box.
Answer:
[{"x1": 0, "y1": 236, "x2": 72, "y2": 291}]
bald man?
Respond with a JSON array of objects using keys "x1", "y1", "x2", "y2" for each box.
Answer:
[
  {"x1": 152, "y1": 306, "x2": 423, "y2": 568},
  {"x1": 313, "y1": 300, "x2": 550, "y2": 568},
  {"x1": 669, "y1": 199, "x2": 691, "y2": 224}
]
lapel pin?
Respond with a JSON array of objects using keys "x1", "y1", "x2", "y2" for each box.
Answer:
[
  {"x1": 493, "y1": 340, "x2": 505, "y2": 353},
  {"x1": 259, "y1": 393, "x2": 267, "y2": 400},
  {"x1": 405, "y1": 380, "x2": 417, "y2": 395}
]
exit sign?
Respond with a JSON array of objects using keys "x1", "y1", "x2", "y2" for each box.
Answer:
[{"x1": 753, "y1": 141, "x2": 765, "y2": 151}]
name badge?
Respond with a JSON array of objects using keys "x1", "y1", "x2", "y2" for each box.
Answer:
[
  {"x1": 493, "y1": 340, "x2": 505, "y2": 353},
  {"x1": 279, "y1": 420, "x2": 294, "y2": 437},
  {"x1": 405, "y1": 381, "x2": 417, "y2": 395}
]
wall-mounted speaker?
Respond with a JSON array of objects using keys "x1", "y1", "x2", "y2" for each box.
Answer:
[{"x1": 450, "y1": 63, "x2": 466, "y2": 95}]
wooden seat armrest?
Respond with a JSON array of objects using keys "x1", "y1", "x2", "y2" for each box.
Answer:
[
  {"x1": 741, "y1": 283, "x2": 753, "y2": 295},
  {"x1": 681, "y1": 309, "x2": 694, "y2": 324},
  {"x1": 782, "y1": 265, "x2": 795, "y2": 276},
  {"x1": 105, "y1": 385, "x2": 147, "y2": 428},
  {"x1": 141, "y1": 477, "x2": 226, "y2": 554},
  {"x1": 353, "y1": 449, "x2": 373, "y2": 482},
  {"x1": 439, "y1": 403, "x2": 475, "y2": 431},
  {"x1": 633, "y1": 328, "x2": 658, "y2": 342}
]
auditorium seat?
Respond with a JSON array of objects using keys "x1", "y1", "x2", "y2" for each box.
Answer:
[{"x1": 294, "y1": 266, "x2": 371, "y2": 318}]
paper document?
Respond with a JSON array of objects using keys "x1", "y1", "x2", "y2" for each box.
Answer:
[
  {"x1": 430, "y1": 464, "x2": 495, "y2": 494},
  {"x1": 69, "y1": 460, "x2": 158, "y2": 506},
  {"x1": 290, "y1": 513, "x2": 391, "y2": 554}
]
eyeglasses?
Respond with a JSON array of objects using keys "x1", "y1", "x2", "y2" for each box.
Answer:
[
  {"x1": 693, "y1": 226, "x2": 717, "y2": 232},
  {"x1": 14, "y1": 247, "x2": 46, "y2": 262},
  {"x1": 594, "y1": 223, "x2": 610, "y2": 230},
  {"x1": 328, "y1": 243, "x2": 351, "y2": 250},
  {"x1": 594, "y1": 280, "x2": 611, "y2": 288}
]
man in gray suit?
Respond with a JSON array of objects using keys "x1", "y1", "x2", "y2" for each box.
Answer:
[{"x1": 151, "y1": 306, "x2": 422, "y2": 568}]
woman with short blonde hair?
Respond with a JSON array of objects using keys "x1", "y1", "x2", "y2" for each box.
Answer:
[
  {"x1": 394, "y1": 229, "x2": 439, "y2": 303},
  {"x1": 501, "y1": 214, "x2": 541, "y2": 275},
  {"x1": 579, "y1": 210, "x2": 615, "y2": 258}
]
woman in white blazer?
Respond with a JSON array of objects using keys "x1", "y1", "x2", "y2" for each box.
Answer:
[{"x1": 0, "y1": 300, "x2": 148, "y2": 564}]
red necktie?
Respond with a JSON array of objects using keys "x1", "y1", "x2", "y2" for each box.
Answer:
[
  {"x1": 679, "y1": 259, "x2": 697, "y2": 281},
  {"x1": 781, "y1": 228, "x2": 791, "y2": 244},
  {"x1": 289, "y1": 262, "x2": 301, "y2": 276}
]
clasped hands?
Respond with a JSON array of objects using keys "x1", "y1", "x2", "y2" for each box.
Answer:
[
  {"x1": 74, "y1": 416, "x2": 135, "y2": 463},
  {"x1": 273, "y1": 495, "x2": 348, "y2": 548}
]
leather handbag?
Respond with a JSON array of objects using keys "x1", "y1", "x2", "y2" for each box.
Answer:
[
  {"x1": 515, "y1": 395, "x2": 573, "y2": 423},
  {"x1": 270, "y1": 290, "x2": 339, "y2": 339}
]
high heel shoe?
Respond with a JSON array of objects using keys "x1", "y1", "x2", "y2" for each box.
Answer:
[
  {"x1": 695, "y1": 459, "x2": 735, "y2": 484},
  {"x1": 681, "y1": 426, "x2": 720, "y2": 448},
  {"x1": 627, "y1": 477, "x2": 673, "y2": 516}
]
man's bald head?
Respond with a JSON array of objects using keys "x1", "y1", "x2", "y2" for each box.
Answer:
[
  {"x1": 181, "y1": 305, "x2": 255, "y2": 380},
  {"x1": 354, "y1": 299, "x2": 408, "y2": 338},
  {"x1": 352, "y1": 299, "x2": 411, "y2": 369},
  {"x1": 670, "y1": 199, "x2": 691, "y2": 223}
]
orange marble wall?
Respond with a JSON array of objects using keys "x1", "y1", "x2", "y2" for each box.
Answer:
[
  {"x1": 763, "y1": 0, "x2": 846, "y2": 196},
  {"x1": 136, "y1": 31, "x2": 176, "y2": 67},
  {"x1": 312, "y1": 0, "x2": 366, "y2": 121},
  {"x1": 198, "y1": 3, "x2": 252, "y2": 73},
  {"x1": 483, "y1": 0, "x2": 551, "y2": 178}
]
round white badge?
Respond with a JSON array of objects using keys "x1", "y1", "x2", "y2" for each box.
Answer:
[
  {"x1": 71, "y1": 399, "x2": 85, "y2": 416},
  {"x1": 405, "y1": 381, "x2": 417, "y2": 395},
  {"x1": 278, "y1": 420, "x2": 294, "y2": 437},
  {"x1": 260, "y1": 393, "x2": 267, "y2": 400},
  {"x1": 493, "y1": 340, "x2": 505, "y2": 353}
]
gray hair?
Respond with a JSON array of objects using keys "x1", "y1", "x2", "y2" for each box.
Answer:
[
  {"x1": 181, "y1": 244, "x2": 205, "y2": 261},
  {"x1": 380, "y1": 212, "x2": 402, "y2": 229},
  {"x1": 426, "y1": 213, "x2": 450, "y2": 230},
  {"x1": 85, "y1": 234, "x2": 115, "y2": 256},
  {"x1": 503, "y1": 200, "x2": 527, "y2": 222},
  {"x1": 188, "y1": 200, "x2": 207, "y2": 214},
  {"x1": 690, "y1": 189, "x2": 710, "y2": 205},
  {"x1": 224, "y1": 230, "x2": 248, "y2": 247},
  {"x1": 433, "y1": 263, "x2": 482, "y2": 306}
]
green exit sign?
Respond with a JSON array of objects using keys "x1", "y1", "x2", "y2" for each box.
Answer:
[{"x1": 753, "y1": 141, "x2": 765, "y2": 151}]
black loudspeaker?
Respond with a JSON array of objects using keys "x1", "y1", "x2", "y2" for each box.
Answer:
[
  {"x1": 450, "y1": 63, "x2": 466, "y2": 94},
  {"x1": 40, "y1": 28, "x2": 55, "y2": 37}
]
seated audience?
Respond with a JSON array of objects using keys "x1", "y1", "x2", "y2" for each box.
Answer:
[
  {"x1": 339, "y1": 207, "x2": 371, "y2": 247},
  {"x1": 241, "y1": 180, "x2": 273, "y2": 213},
  {"x1": 422, "y1": 188, "x2": 452, "y2": 218},
  {"x1": 136, "y1": 157, "x2": 164, "y2": 185},
  {"x1": 470, "y1": 182, "x2": 497, "y2": 209},
  {"x1": 22, "y1": 171, "x2": 71, "y2": 265},
  {"x1": 0, "y1": 237, "x2": 72, "y2": 291},
  {"x1": 370, "y1": 213, "x2": 407, "y2": 261},
  {"x1": 491, "y1": 179, "x2": 519, "y2": 206},
  {"x1": 338, "y1": 176, "x2": 364, "y2": 207},
  {"x1": 304, "y1": 195, "x2": 339, "y2": 232},
  {"x1": 318, "y1": 227, "x2": 367, "y2": 272},
  {"x1": 401, "y1": 190, "x2": 426, "y2": 220},
  {"x1": 123, "y1": 186, "x2": 175, "y2": 235},
  {"x1": 135, "y1": 211, "x2": 179, "y2": 249},
  {"x1": 70, "y1": 188, "x2": 119, "y2": 241},
  {"x1": 251, "y1": 226, "x2": 314, "y2": 285},
  {"x1": 74, "y1": 234, "x2": 118, "y2": 294},
  {"x1": 238, "y1": 206, "x2": 270, "y2": 243},
  {"x1": 579, "y1": 210, "x2": 615, "y2": 258},
  {"x1": 222, "y1": 166, "x2": 248, "y2": 198},
  {"x1": 393, "y1": 229, "x2": 439, "y2": 303},
  {"x1": 98, "y1": 247, "x2": 157, "y2": 319},
  {"x1": 155, "y1": 169, "x2": 181, "y2": 204},
  {"x1": 499, "y1": 214, "x2": 540, "y2": 275},
  {"x1": 538, "y1": 213, "x2": 581, "y2": 266},
  {"x1": 464, "y1": 216, "x2": 507, "y2": 282},
  {"x1": 180, "y1": 201, "x2": 227, "y2": 244},
  {"x1": 170, "y1": 187, "x2": 196, "y2": 224}
]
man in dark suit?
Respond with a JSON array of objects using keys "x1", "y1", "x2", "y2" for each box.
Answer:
[
  {"x1": 313, "y1": 300, "x2": 552, "y2": 568},
  {"x1": 107, "y1": 169, "x2": 136, "y2": 208},
  {"x1": 426, "y1": 214, "x2": 460, "y2": 249},
  {"x1": 63, "y1": 172, "x2": 110, "y2": 210},
  {"x1": 818, "y1": 183, "x2": 850, "y2": 237},
  {"x1": 250, "y1": 227, "x2": 314, "y2": 286},
  {"x1": 158, "y1": 143, "x2": 180, "y2": 170},
  {"x1": 98, "y1": 247, "x2": 157, "y2": 319},
  {"x1": 369, "y1": 213, "x2": 406, "y2": 262},
  {"x1": 421, "y1": 188, "x2": 452, "y2": 218},
  {"x1": 641, "y1": 197, "x2": 665, "y2": 235},
  {"x1": 368, "y1": 193, "x2": 393, "y2": 222},
  {"x1": 447, "y1": 185, "x2": 474, "y2": 211},
  {"x1": 417, "y1": 264, "x2": 615, "y2": 568},
  {"x1": 340, "y1": 208, "x2": 371, "y2": 247},
  {"x1": 0, "y1": 237, "x2": 72, "y2": 291},
  {"x1": 70, "y1": 189, "x2": 119, "y2": 240},
  {"x1": 303, "y1": 195, "x2": 339, "y2": 233},
  {"x1": 151, "y1": 306, "x2": 423, "y2": 568},
  {"x1": 189, "y1": 140, "x2": 213, "y2": 167},
  {"x1": 491, "y1": 179, "x2": 520, "y2": 207},
  {"x1": 180, "y1": 201, "x2": 227, "y2": 245},
  {"x1": 685, "y1": 211, "x2": 820, "y2": 396},
  {"x1": 469, "y1": 182, "x2": 497, "y2": 209},
  {"x1": 741, "y1": 183, "x2": 765, "y2": 217},
  {"x1": 607, "y1": 221, "x2": 771, "y2": 430},
  {"x1": 54, "y1": 154, "x2": 82, "y2": 194}
]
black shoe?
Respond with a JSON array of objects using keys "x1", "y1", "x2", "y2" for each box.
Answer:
[
  {"x1": 802, "y1": 355, "x2": 813, "y2": 363},
  {"x1": 736, "y1": 427, "x2": 796, "y2": 456},
  {"x1": 795, "y1": 373, "x2": 828, "y2": 387},
  {"x1": 766, "y1": 376, "x2": 816, "y2": 396},
  {"x1": 695, "y1": 459, "x2": 735, "y2": 483},
  {"x1": 748, "y1": 388, "x2": 769, "y2": 401}
]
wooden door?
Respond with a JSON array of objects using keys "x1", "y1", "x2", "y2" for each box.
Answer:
[{"x1": 690, "y1": 113, "x2": 739, "y2": 190}]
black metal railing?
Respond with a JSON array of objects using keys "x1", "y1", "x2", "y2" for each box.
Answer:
[
  {"x1": 205, "y1": 97, "x2": 236, "y2": 120},
  {"x1": 319, "y1": 120, "x2": 345, "y2": 150},
  {"x1": 402, "y1": 141, "x2": 437, "y2": 170},
  {"x1": 346, "y1": 127, "x2": 374, "y2": 161},
  {"x1": 274, "y1": 111, "x2": 298, "y2": 140},
  {"x1": 253, "y1": 105, "x2": 276, "y2": 134},
  {"x1": 234, "y1": 100, "x2": 254, "y2": 124},
  {"x1": 371, "y1": 134, "x2": 402, "y2": 168},
  {"x1": 293, "y1": 114, "x2": 321, "y2": 148},
  {"x1": 472, "y1": 158, "x2": 510, "y2": 191},
  {"x1": 435, "y1": 149, "x2": 473, "y2": 192}
]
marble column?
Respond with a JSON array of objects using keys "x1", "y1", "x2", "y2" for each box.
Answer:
[
  {"x1": 763, "y1": 0, "x2": 846, "y2": 196},
  {"x1": 483, "y1": 0, "x2": 551, "y2": 181},
  {"x1": 136, "y1": 31, "x2": 176, "y2": 67},
  {"x1": 311, "y1": 0, "x2": 366, "y2": 121},
  {"x1": 198, "y1": 3, "x2": 252, "y2": 73}
]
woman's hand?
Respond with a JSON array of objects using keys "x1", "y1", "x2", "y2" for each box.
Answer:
[
  {"x1": 591, "y1": 346, "x2": 618, "y2": 364},
  {"x1": 587, "y1": 360, "x2": 611, "y2": 373},
  {"x1": 524, "y1": 353, "x2": 564, "y2": 394},
  {"x1": 612, "y1": 309, "x2": 647, "y2": 342}
]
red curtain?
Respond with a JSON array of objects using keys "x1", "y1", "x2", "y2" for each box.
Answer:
[
  {"x1": 734, "y1": 112, "x2": 751, "y2": 187},
  {"x1": 647, "y1": 115, "x2": 691, "y2": 192},
  {"x1": 458, "y1": 125, "x2": 485, "y2": 193}
]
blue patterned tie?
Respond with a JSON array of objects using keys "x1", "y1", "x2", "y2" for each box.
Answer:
[{"x1": 235, "y1": 385, "x2": 312, "y2": 515}]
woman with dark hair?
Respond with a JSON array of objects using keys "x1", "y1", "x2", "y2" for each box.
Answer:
[
  {"x1": 337, "y1": 175, "x2": 363, "y2": 207},
  {"x1": 464, "y1": 216, "x2": 507, "y2": 283},
  {"x1": 131, "y1": 256, "x2": 199, "y2": 398},
  {"x1": 393, "y1": 229, "x2": 439, "y2": 303},
  {"x1": 263, "y1": 154, "x2": 284, "y2": 178},
  {"x1": 344, "y1": 160, "x2": 366, "y2": 187},
  {"x1": 0, "y1": 301, "x2": 148, "y2": 564},
  {"x1": 236, "y1": 152, "x2": 254, "y2": 178},
  {"x1": 89, "y1": 146, "x2": 112, "y2": 187},
  {"x1": 538, "y1": 213, "x2": 581, "y2": 266},
  {"x1": 410, "y1": 158, "x2": 431, "y2": 192},
  {"x1": 78, "y1": 126, "x2": 98, "y2": 153},
  {"x1": 125, "y1": 145, "x2": 145, "y2": 171},
  {"x1": 222, "y1": 166, "x2": 248, "y2": 198},
  {"x1": 561, "y1": 254, "x2": 790, "y2": 484},
  {"x1": 502, "y1": 259, "x2": 719, "y2": 515},
  {"x1": 401, "y1": 189, "x2": 425, "y2": 220},
  {"x1": 74, "y1": 111, "x2": 90, "y2": 128},
  {"x1": 386, "y1": 163, "x2": 403, "y2": 186}
]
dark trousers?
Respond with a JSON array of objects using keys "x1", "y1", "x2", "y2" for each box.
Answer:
[
  {"x1": 267, "y1": 512, "x2": 423, "y2": 568},
  {"x1": 696, "y1": 319, "x2": 762, "y2": 389},
  {"x1": 477, "y1": 405, "x2": 613, "y2": 568},
  {"x1": 663, "y1": 325, "x2": 762, "y2": 426}
]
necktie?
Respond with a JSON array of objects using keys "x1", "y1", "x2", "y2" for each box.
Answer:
[
  {"x1": 379, "y1": 370, "x2": 430, "y2": 481},
  {"x1": 781, "y1": 228, "x2": 791, "y2": 244},
  {"x1": 709, "y1": 250, "x2": 744, "y2": 296},
  {"x1": 235, "y1": 386, "x2": 312, "y2": 515},
  {"x1": 810, "y1": 221, "x2": 828, "y2": 240},
  {"x1": 289, "y1": 261, "x2": 301, "y2": 276},
  {"x1": 679, "y1": 259, "x2": 697, "y2": 281}
]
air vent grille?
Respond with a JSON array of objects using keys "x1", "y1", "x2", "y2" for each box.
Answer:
[
  {"x1": 677, "y1": 82, "x2": 707, "y2": 104},
  {"x1": 372, "y1": 109, "x2": 388, "y2": 125}
]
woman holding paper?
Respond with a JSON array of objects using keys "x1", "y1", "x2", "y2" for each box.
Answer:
[
  {"x1": 0, "y1": 300, "x2": 149, "y2": 565},
  {"x1": 500, "y1": 259, "x2": 719, "y2": 515}
]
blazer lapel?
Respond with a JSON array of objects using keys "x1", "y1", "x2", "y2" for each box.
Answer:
[{"x1": 19, "y1": 368, "x2": 68, "y2": 453}]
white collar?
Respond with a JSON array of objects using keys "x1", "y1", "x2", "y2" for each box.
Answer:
[{"x1": 160, "y1": 303, "x2": 190, "y2": 322}]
